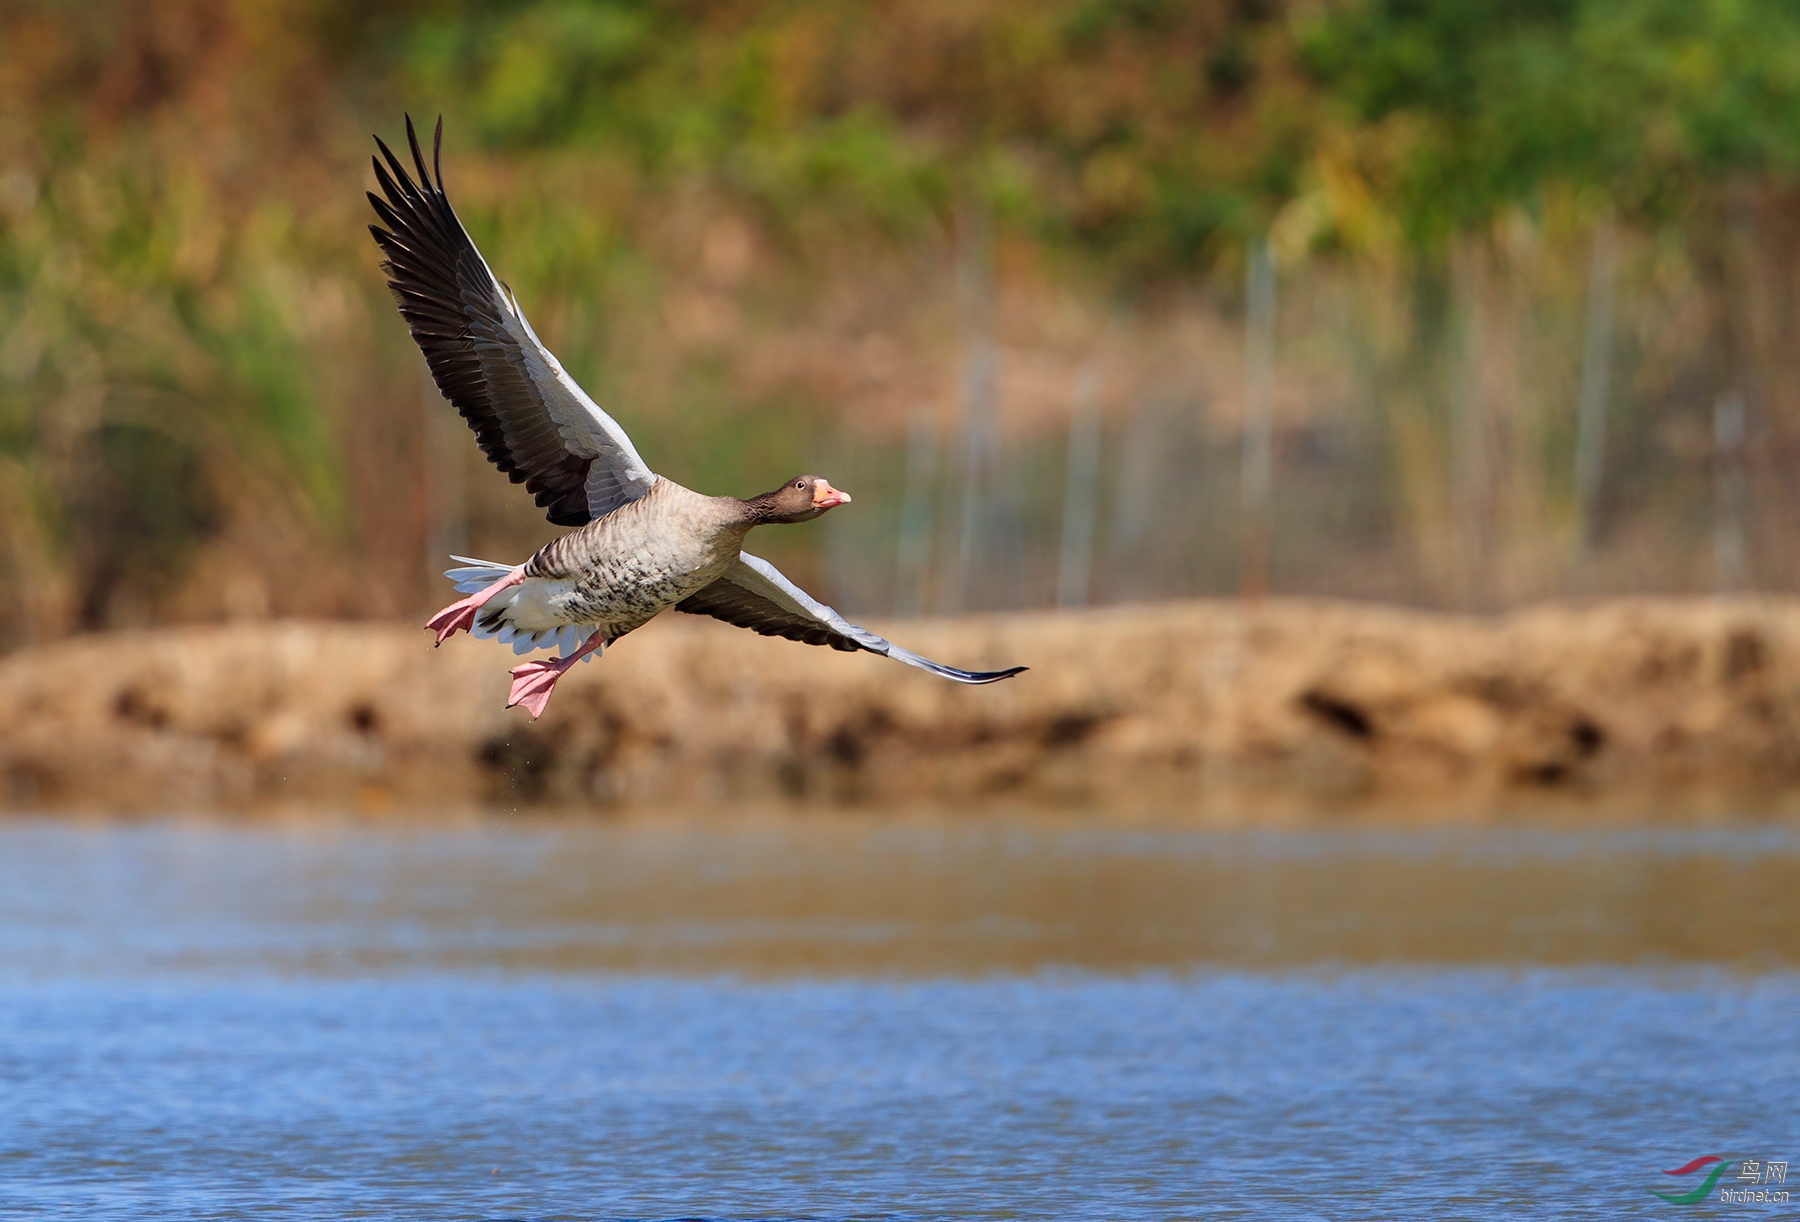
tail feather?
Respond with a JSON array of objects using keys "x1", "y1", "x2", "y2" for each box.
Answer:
[
  {"x1": 444, "y1": 555, "x2": 600, "y2": 658},
  {"x1": 487, "y1": 623, "x2": 600, "y2": 656},
  {"x1": 483, "y1": 617, "x2": 568, "y2": 653},
  {"x1": 444, "y1": 555, "x2": 517, "y2": 595}
]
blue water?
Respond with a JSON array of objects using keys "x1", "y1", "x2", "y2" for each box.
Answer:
[{"x1": 2, "y1": 819, "x2": 1797, "y2": 1219}]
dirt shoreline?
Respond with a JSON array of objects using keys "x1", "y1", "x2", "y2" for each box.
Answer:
[{"x1": 4, "y1": 598, "x2": 1799, "y2": 820}]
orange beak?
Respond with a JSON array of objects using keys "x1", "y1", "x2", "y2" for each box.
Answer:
[{"x1": 812, "y1": 479, "x2": 852, "y2": 509}]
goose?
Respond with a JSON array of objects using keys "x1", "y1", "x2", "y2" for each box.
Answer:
[{"x1": 367, "y1": 117, "x2": 1026, "y2": 717}]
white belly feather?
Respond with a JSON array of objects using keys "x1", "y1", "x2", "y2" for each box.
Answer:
[{"x1": 470, "y1": 577, "x2": 594, "y2": 656}]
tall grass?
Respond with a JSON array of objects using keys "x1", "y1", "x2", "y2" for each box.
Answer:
[{"x1": 3, "y1": 0, "x2": 1800, "y2": 644}]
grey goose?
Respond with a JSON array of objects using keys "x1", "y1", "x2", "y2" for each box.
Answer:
[{"x1": 367, "y1": 117, "x2": 1026, "y2": 717}]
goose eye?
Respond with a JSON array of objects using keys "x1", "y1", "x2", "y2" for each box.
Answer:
[{"x1": 795, "y1": 480, "x2": 805, "y2": 489}]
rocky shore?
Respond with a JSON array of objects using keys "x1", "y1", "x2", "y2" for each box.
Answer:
[{"x1": 4, "y1": 598, "x2": 1799, "y2": 820}]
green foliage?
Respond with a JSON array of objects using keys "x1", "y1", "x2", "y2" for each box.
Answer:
[
  {"x1": 7, "y1": 0, "x2": 1800, "y2": 633},
  {"x1": 1301, "y1": 0, "x2": 1800, "y2": 238},
  {"x1": 389, "y1": 0, "x2": 1308, "y2": 264},
  {"x1": 386, "y1": 0, "x2": 1800, "y2": 260}
]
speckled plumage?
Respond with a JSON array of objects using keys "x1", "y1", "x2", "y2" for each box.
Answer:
[{"x1": 477, "y1": 479, "x2": 752, "y2": 645}]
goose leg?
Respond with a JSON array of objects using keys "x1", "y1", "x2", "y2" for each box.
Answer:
[
  {"x1": 506, "y1": 630, "x2": 605, "y2": 719},
  {"x1": 425, "y1": 567, "x2": 526, "y2": 645}
]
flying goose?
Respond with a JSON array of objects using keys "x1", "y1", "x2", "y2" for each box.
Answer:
[{"x1": 367, "y1": 117, "x2": 1025, "y2": 717}]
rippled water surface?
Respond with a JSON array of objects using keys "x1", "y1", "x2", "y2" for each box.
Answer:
[{"x1": 3, "y1": 817, "x2": 1798, "y2": 1219}]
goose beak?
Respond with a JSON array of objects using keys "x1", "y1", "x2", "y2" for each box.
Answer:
[{"x1": 812, "y1": 480, "x2": 852, "y2": 509}]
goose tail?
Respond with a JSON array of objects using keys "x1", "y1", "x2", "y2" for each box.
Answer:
[
  {"x1": 444, "y1": 555, "x2": 518, "y2": 595},
  {"x1": 442, "y1": 558, "x2": 599, "y2": 659}
]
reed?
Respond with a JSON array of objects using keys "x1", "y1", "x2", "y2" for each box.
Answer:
[{"x1": 5, "y1": 0, "x2": 1800, "y2": 642}]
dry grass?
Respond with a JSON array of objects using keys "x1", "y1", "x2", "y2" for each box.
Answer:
[{"x1": 5, "y1": 597, "x2": 1799, "y2": 820}]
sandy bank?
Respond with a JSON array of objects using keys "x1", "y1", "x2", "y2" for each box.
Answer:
[{"x1": 3, "y1": 599, "x2": 1799, "y2": 819}]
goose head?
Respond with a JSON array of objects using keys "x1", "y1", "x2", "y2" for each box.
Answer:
[{"x1": 746, "y1": 475, "x2": 853, "y2": 524}]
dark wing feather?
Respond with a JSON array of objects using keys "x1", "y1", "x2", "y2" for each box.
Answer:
[
  {"x1": 367, "y1": 115, "x2": 654, "y2": 525},
  {"x1": 677, "y1": 553, "x2": 1028, "y2": 685}
]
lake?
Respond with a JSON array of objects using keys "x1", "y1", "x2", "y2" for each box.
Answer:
[{"x1": 2, "y1": 817, "x2": 1797, "y2": 1219}]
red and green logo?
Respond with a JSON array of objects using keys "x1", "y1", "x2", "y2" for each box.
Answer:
[
  {"x1": 1651, "y1": 1156, "x2": 1734, "y2": 1204},
  {"x1": 1651, "y1": 1154, "x2": 1790, "y2": 1204}
]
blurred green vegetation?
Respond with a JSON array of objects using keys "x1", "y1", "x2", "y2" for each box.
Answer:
[{"x1": 3, "y1": 0, "x2": 1800, "y2": 637}]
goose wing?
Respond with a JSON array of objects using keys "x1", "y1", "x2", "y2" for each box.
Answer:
[
  {"x1": 677, "y1": 553, "x2": 1027, "y2": 684},
  {"x1": 367, "y1": 115, "x2": 654, "y2": 526}
]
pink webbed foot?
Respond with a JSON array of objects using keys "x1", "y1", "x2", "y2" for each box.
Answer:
[
  {"x1": 505, "y1": 632, "x2": 604, "y2": 719},
  {"x1": 506, "y1": 657, "x2": 569, "y2": 719},
  {"x1": 424, "y1": 600, "x2": 479, "y2": 644},
  {"x1": 425, "y1": 567, "x2": 525, "y2": 645}
]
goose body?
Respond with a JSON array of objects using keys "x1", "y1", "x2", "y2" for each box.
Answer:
[
  {"x1": 368, "y1": 116, "x2": 1024, "y2": 716},
  {"x1": 466, "y1": 478, "x2": 753, "y2": 650}
]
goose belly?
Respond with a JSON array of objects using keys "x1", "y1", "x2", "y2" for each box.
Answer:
[{"x1": 558, "y1": 545, "x2": 733, "y2": 625}]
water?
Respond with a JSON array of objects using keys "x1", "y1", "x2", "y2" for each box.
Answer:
[{"x1": 2, "y1": 817, "x2": 1798, "y2": 1219}]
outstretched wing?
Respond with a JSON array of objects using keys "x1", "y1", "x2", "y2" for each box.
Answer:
[
  {"x1": 677, "y1": 553, "x2": 1027, "y2": 685},
  {"x1": 367, "y1": 115, "x2": 655, "y2": 526}
]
